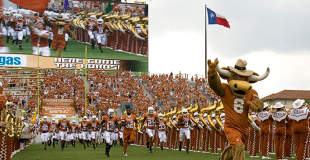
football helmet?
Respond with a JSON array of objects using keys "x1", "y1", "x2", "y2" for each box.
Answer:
[
  {"x1": 43, "y1": 116, "x2": 48, "y2": 122},
  {"x1": 24, "y1": 11, "x2": 30, "y2": 18},
  {"x1": 193, "y1": 112, "x2": 199, "y2": 117},
  {"x1": 51, "y1": 118, "x2": 55, "y2": 123},
  {"x1": 90, "y1": 15, "x2": 96, "y2": 21},
  {"x1": 148, "y1": 107, "x2": 154, "y2": 115},
  {"x1": 97, "y1": 18, "x2": 103, "y2": 25},
  {"x1": 92, "y1": 115, "x2": 96, "y2": 121},
  {"x1": 182, "y1": 108, "x2": 188, "y2": 116},
  {"x1": 158, "y1": 113, "x2": 163, "y2": 120},
  {"x1": 83, "y1": 116, "x2": 87, "y2": 121},
  {"x1": 61, "y1": 115, "x2": 66, "y2": 121},
  {"x1": 108, "y1": 108, "x2": 115, "y2": 117},
  {"x1": 16, "y1": 14, "x2": 23, "y2": 21},
  {"x1": 3, "y1": 11, "x2": 10, "y2": 18},
  {"x1": 72, "y1": 120, "x2": 76, "y2": 124}
]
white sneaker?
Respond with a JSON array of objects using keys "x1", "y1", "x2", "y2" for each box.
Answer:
[
  {"x1": 262, "y1": 156, "x2": 271, "y2": 159},
  {"x1": 123, "y1": 152, "x2": 128, "y2": 156},
  {"x1": 269, "y1": 152, "x2": 275, "y2": 154}
]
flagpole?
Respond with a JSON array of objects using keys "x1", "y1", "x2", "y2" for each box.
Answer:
[{"x1": 205, "y1": 4, "x2": 207, "y2": 77}]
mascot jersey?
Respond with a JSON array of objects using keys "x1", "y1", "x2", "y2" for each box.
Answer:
[{"x1": 221, "y1": 83, "x2": 258, "y2": 136}]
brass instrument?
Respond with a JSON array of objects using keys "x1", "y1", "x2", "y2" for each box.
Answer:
[
  {"x1": 206, "y1": 101, "x2": 220, "y2": 132},
  {"x1": 248, "y1": 113, "x2": 260, "y2": 131},
  {"x1": 140, "y1": 24, "x2": 148, "y2": 36},
  {"x1": 167, "y1": 108, "x2": 178, "y2": 130},
  {"x1": 215, "y1": 102, "x2": 224, "y2": 130},
  {"x1": 199, "y1": 107, "x2": 210, "y2": 128},
  {"x1": 4, "y1": 110, "x2": 14, "y2": 137},
  {"x1": 0, "y1": 109, "x2": 6, "y2": 135}
]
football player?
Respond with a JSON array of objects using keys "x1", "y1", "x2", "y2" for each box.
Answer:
[
  {"x1": 70, "y1": 120, "x2": 79, "y2": 147},
  {"x1": 121, "y1": 107, "x2": 138, "y2": 156},
  {"x1": 1, "y1": 11, "x2": 12, "y2": 43},
  {"x1": 80, "y1": 116, "x2": 91, "y2": 149},
  {"x1": 9, "y1": 14, "x2": 25, "y2": 50},
  {"x1": 39, "y1": 116, "x2": 51, "y2": 150},
  {"x1": 85, "y1": 15, "x2": 97, "y2": 49},
  {"x1": 101, "y1": 109, "x2": 118, "y2": 157},
  {"x1": 142, "y1": 106, "x2": 159, "y2": 153},
  {"x1": 90, "y1": 115, "x2": 100, "y2": 149},
  {"x1": 56, "y1": 115, "x2": 71, "y2": 150},
  {"x1": 178, "y1": 109, "x2": 193, "y2": 153},
  {"x1": 157, "y1": 113, "x2": 168, "y2": 151},
  {"x1": 93, "y1": 18, "x2": 107, "y2": 53}
]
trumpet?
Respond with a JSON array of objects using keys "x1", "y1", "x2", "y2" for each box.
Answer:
[
  {"x1": 248, "y1": 114, "x2": 260, "y2": 131},
  {"x1": 199, "y1": 107, "x2": 210, "y2": 129}
]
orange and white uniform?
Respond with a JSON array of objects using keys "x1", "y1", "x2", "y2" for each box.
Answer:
[
  {"x1": 144, "y1": 113, "x2": 158, "y2": 138},
  {"x1": 49, "y1": 122, "x2": 58, "y2": 140},
  {"x1": 72, "y1": 0, "x2": 80, "y2": 13},
  {"x1": 94, "y1": 23, "x2": 108, "y2": 44},
  {"x1": 57, "y1": 119, "x2": 70, "y2": 141},
  {"x1": 290, "y1": 108, "x2": 310, "y2": 160},
  {"x1": 220, "y1": 83, "x2": 258, "y2": 147},
  {"x1": 70, "y1": 124, "x2": 79, "y2": 140},
  {"x1": 31, "y1": 28, "x2": 50, "y2": 56},
  {"x1": 80, "y1": 120, "x2": 91, "y2": 140},
  {"x1": 121, "y1": 114, "x2": 137, "y2": 155},
  {"x1": 1, "y1": 15, "x2": 11, "y2": 36},
  {"x1": 102, "y1": 115, "x2": 118, "y2": 145},
  {"x1": 86, "y1": 20, "x2": 97, "y2": 39},
  {"x1": 258, "y1": 110, "x2": 273, "y2": 157},
  {"x1": 158, "y1": 119, "x2": 167, "y2": 143},
  {"x1": 90, "y1": 120, "x2": 100, "y2": 140},
  {"x1": 40, "y1": 121, "x2": 51, "y2": 142},
  {"x1": 272, "y1": 111, "x2": 288, "y2": 160},
  {"x1": 12, "y1": 19, "x2": 25, "y2": 40},
  {"x1": 178, "y1": 114, "x2": 191, "y2": 141}
]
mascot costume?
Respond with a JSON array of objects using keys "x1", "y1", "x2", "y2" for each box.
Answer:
[
  {"x1": 207, "y1": 59, "x2": 269, "y2": 160},
  {"x1": 43, "y1": 15, "x2": 76, "y2": 57}
]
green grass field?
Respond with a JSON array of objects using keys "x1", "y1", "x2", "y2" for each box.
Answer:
[
  {"x1": 5, "y1": 38, "x2": 148, "y2": 72},
  {"x1": 11, "y1": 142, "x2": 291, "y2": 160}
]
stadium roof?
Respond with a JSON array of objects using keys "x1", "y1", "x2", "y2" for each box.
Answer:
[{"x1": 261, "y1": 90, "x2": 310, "y2": 101}]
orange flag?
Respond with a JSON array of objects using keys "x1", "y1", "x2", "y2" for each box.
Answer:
[{"x1": 9, "y1": 0, "x2": 49, "y2": 13}]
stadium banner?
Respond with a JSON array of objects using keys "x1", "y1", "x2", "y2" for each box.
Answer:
[
  {"x1": 41, "y1": 99, "x2": 76, "y2": 117},
  {"x1": 0, "y1": 53, "x2": 145, "y2": 71}
]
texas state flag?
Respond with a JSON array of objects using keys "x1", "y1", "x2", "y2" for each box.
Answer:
[{"x1": 207, "y1": 8, "x2": 230, "y2": 28}]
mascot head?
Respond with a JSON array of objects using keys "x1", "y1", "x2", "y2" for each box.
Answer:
[
  {"x1": 216, "y1": 59, "x2": 269, "y2": 98},
  {"x1": 54, "y1": 15, "x2": 67, "y2": 26}
]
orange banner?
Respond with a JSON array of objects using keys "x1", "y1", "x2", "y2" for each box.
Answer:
[{"x1": 42, "y1": 99, "x2": 76, "y2": 117}]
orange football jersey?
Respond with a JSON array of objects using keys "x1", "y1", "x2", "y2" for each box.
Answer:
[
  {"x1": 58, "y1": 119, "x2": 70, "y2": 132},
  {"x1": 121, "y1": 114, "x2": 136, "y2": 133},
  {"x1": 80, "y1": 121, "x2": 91, "y2": 131},
  {"x1": 40, "y1": 121, "x2": 51, "y2": 133},
  {"x1": 102, "y1": 115, "x2": 118, "y2": 132},
  {"x1": 178, "y1": 114, "x2": 191, "y2": 129},
  {"x1": 94, "y1": 24, "x2": 107, "y2": 34},
  {"x1": 49, "y1": 123, "x2": 57, "y2": 133},
  {"x1": 143, "y1": 113, "x2": 158, "y2": 130},
  {"x1": 90, "y1": 120, "x2": 100, "y2": 131},
  {"x1": 158, "y1": 119, "x2": 167, "y2": 131},
  {"x1": 70, "y1": 124, "x2": 79, "y2": 133}
]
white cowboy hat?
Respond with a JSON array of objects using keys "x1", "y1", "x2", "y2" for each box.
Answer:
[
  {"x1": 293, "y1": 99, "x2": 305, "y2": 109},
  {"x1": 263, "y1": 102, "x2": 269, "y2": 109},
  {"x1": 273, "y1": 102, "x2": 285, "y2": 109}
]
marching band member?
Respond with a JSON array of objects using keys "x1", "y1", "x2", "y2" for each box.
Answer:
[
  {"x1": 220, "y1": 113, "x2": 228, "y2": 152},
  {"x1": 258, "y1": 102, "x2": 273, "y2": 159},
  {"x1": 285, "y1": 109, "x2": 294, "y2": 159},
  {"x1": 142, "y1": 106, "x2": 158, "y2": 153},
  {"x1": 56, "y1": 115, "x2": 71, "y2": 150},
  {"x1": 290, "y1": 99, "x2": 310, "y2": 160},
  {"x1": 171, "y1": 115, "x2": 179, "y2": 150},
  {"x1": 272, "y1": 102, "x2": 288, "y2": 160},
  {"x1": 249, "y1": 112, "x2": 260, "y2": 157},
  {"x1": 90, "y1": 115, "x2": 100, "y2": 149},
  {"x1": 80, "y1": 116, "x2": 91, "y2": 149},
  {"x1": 201, "y1": 113, "x2": 211, "y2": 153},
  {"x1": 101, "y1": 109, "x2": 118, "y2": 157},
  {"x1": 210, "y1": 113, "x2": 219, "y2": 154},
  {"x1": 39, "y1": 116, "x2": 50, "y2": 150},
  {"x1": 191, "y1": 112, "x2": 202, "y2": 152},
  {"x1": 121, "y1": 107, "x2": 138, "y2": 156}
]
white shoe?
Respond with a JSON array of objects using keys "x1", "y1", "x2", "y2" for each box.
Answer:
[
  {"x1": 123, "y1": 152, "x2": 128, "y2": 156},
  {"x1": 250, "y1": 156, "x2": 259, "y2": 158},
  {"x1": 202, "y1": 151, "x2": 210, "y2": 153},
  {"x1": 212, "y1": 153, "x2": 219, "y2": 154},
  {"x1": 262, "y1": 156, "x2": 271, "y2": 159},
  {"x1": 269, "y1": 152, "x2": 275, "y2": 154}
]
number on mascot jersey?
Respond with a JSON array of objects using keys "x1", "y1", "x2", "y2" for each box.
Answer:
[
  {"x1": 234, "y1": 98, "x2": 245, "y2": 113},
  {"x1": 184, "y1": 120, "x2": 188, "y2": 127},
  {"x1": 58, "y1": 28, "x2": 64, "y2": 35},
  {"x1": 148, "y1": 120, "x2": 154, "y2": 127}
]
